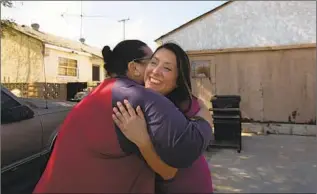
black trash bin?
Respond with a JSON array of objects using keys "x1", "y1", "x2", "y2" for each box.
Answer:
[
  {"x1": 211, "y1": 95, "x2": 241, "y2": 109},
  {"x1": 208, "y1": 95, "x2": 242, "y2": 153},
  {"x1": 213, "y1": 117, "x2": 241, "y2": 141}
]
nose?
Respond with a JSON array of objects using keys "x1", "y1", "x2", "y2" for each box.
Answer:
[{"x1": 152, "y1": 65, "x2": 161, "y2": 75}]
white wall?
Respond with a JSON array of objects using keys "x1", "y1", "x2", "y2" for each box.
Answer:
[
  {"x1": 160, "y1": 1, "x2": 316, "y2": 50},
  {"x1": 44, "y1": 46, "x2": 104, "y2": 83}
]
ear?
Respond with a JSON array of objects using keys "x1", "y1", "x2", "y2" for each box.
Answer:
[
  {"x1": 127, "y1": 61, "x2": 136, "y2": 72},
  {"x1": 127, "y1": 61, "x2": 140, "y2": 76}
]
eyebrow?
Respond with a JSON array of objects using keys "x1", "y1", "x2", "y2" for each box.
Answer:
[
  {"x1": 152, "y1": 56, "x2": 159, "y2": 61},
  {"x1": 152, "y1": 56, "x2": 172, "y2": 65}
]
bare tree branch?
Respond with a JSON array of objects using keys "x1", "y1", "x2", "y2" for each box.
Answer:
[{"x1": 1, "y1": 0, "x2": 13, "y2": 8}]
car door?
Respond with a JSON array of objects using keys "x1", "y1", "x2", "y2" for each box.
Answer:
[{"x1": 1, "y1": 89, "x2": 43, "y2": 193}]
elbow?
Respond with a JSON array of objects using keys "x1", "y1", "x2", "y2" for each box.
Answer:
[
  {"x1": 193, "y1": 118, "x2": 213, "y2": 150},
  {"x1": 157, "y1": 137, "x2": 205, "y2": 168},
  {"x1": 157, "y1": 120, "x2": 212, "y2": 168}
]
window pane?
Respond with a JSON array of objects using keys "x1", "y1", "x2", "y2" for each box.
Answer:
[
  {"x1": 58, "y1": 57, "x2": 77, "y2": 76},
  {"x1": 59, "y1": 58, "x2": 67, "y2": 68},
  {"x1": 67, "y1": 68, "x2": 77, "y2": 76},
  {"x1": 59, "y1": 57, "x2": 66, "y2": 64},
  {"x1": 68, "y1": 60, "x2": 77, "y2": 68},
  {"x1": 60, "y1": 63, "x2": 67, "y2": 68},
  {"x1": 58, "y1": 67, "x2": 67, "y2": 75}
]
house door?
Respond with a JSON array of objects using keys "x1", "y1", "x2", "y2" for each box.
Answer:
[{"x1": 92, "y1": 65, "x2": 100, "y2": 81}]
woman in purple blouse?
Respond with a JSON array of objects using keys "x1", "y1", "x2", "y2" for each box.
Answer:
[{"x1": 113, "y1": 43, "x2": 214, "y2": 193}]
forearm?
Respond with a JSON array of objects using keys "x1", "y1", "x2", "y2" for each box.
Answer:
[{"x1": 138, "y1": 141, "x2": 178, "y2": 180}]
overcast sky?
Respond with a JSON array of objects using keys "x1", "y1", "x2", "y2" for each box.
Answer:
[{"x1": 1, "y1": 1, "x2": 226, "y2": 51}]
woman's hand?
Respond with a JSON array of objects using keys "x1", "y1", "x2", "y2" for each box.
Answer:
[
  {"x1": 112, "y1": 100, "x2": 178, "y2": 180},
  {"x1": 112, "y1": 99, "x2": 151, "y2": 147}
]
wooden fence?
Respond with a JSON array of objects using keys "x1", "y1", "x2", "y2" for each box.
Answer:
[{"x1": 2, "y1": 82, "x2": 67, "y2": 101}]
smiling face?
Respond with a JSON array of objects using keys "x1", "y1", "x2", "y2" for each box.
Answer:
[{"x1": 144, "y1": 48, "x2": 178, "y2": 95}]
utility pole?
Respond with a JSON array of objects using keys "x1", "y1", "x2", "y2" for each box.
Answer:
[{"x1": 118, "y1": 18, "x2": 129, "y2": 40}]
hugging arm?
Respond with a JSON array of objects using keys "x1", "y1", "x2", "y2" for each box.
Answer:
[
  {"x1": 138, "y1": 140, "x2": 178, "y2": 180},
  {"x1": 141, "y1": 94, "x2": 212, "y2": 168},
  {"x1": 113, "y1": 96, "x2": 212, "y2": 177}
]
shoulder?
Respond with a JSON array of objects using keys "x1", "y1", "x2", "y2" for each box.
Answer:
[
  {"x1": 184, "y1": 97, "x2": 201, "y2": 117},
  {"x1": 112, "y1": 78, "x2": 174, "y2": 108}
]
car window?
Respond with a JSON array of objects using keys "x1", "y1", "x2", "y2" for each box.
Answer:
[{"x1": 1, "y1": 91, "x2": 21, "y2": 110}]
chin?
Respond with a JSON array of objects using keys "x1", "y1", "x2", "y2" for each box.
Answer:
[
  {"x1": 145, "y1": 83, "x2": 157, "y2": 90},
  {"x1": 136, "y1": 78, "x2": 145, "y2": 85},
  {"x1": 139, "y1": 80, "x2": 145, "y2": 86},
  {"x1": 144, "y1": 81, "x2": 151, "y2": 88},
  {"x1": 148, "y1": 87, "x2": 164, "y2": 95}
]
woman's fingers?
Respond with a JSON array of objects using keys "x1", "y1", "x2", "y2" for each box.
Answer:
[
  {"x1": 136, "y1": 106, "x2": 145, "y2": 120},
  {"x1": 113, "y1": 107, "x2": 125, "y2": 123},
  {"x1": 112, "y1": 114, "x2": 124, "y2": 130},
  {"x1": 123, "y1": 99, "x2": 136, "y2": 117},
  {"x1": 116, "y1": 101, "x2": 130, "y2": 120}
]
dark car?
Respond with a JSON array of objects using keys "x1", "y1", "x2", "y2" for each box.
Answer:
[{"x1": 1, "y1": 86, "x2": 76, "y2": 194}]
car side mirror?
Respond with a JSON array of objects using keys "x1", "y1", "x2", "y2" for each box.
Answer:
[{"x1": 1, "y1": 105, "x2": 35, "y2": 124}]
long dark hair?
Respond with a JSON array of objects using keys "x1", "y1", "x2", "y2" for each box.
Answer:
[{"x1": 153, "y1": 43, "x2": 193, "y2": 113}]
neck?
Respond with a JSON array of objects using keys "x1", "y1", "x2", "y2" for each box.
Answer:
[
  {"x1": 109, "y1": 73, "x2": 118, "y2": 77},
  {"x1": 109, "y1": 73, "x2": 143, "y2": 85}
]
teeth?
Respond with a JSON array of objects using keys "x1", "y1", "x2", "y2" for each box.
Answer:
[{"x1": 150, "y1": 77, "x2": 161, "y2": 84}]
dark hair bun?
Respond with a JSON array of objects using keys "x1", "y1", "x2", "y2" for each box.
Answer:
[{"x1": 102, "y1": 45, "x2": 112, "y2": 63}]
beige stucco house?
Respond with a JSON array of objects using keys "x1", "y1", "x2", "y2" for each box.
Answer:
[{"x1": 1, "y1": 21, "x2": 106, "y2": 85}]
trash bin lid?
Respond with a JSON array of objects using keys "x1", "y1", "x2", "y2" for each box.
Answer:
[{"x1": 211, "y1": 95, "x2": 241, "y2": 100}]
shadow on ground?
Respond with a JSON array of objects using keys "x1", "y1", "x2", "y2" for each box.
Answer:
[{"x1": 204, "y1": 134, "x2": 317, "y2": 193}]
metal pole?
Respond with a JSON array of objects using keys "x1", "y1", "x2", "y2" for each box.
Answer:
[
  {"x1": 80, "y1": 1, "x2": 83, "y2": 39},
  {"x1": 123, "y1": 20, "x2": 125, "y2": 40},
  {"x1": 118, "y1": 18, "x2": 129, "y2": 40}
]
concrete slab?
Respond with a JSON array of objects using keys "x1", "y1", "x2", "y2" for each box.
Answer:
[
  {"x1": 204, "y1": 134, "x2": 317, "y2": 193},
  {"x1": 242, "y1": 123, "x2": 317, "y2": 136}
]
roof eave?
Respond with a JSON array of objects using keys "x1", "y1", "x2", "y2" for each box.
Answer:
[
  {"x1": 2, "y1": 21, "x2": 102, "y2": 58},
  {"x1": 154, "y1": 1, "x2": 233, "y2": 42}
]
